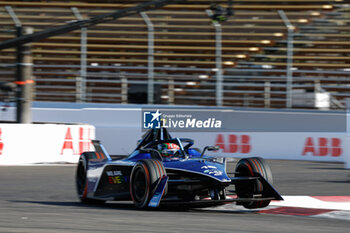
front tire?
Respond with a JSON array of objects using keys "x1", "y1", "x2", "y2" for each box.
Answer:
[
  {"x1": 235, "y1": 157, "x2": 273, "y2": 209},
  {"x1": 129, "y1": 159, "x2": 167, "y2": 209}
]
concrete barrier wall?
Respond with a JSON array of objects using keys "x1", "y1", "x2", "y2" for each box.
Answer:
[
  {"x1": 175, "y1": 132, "x2": 346, "y2": 162},
  {"x1": 0, "y1": 102, "x2": 349, "y2": 168}
]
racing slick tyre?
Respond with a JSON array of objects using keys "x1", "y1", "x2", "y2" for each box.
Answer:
[
  {"x1": 76, "y1": 153, "x2": 105, "y2": 204},
  {"x1": 130, "y1": 159, "x2": 167, "y2": 209},
  {"x1": 235, "y1": 157, "x2": 273, "y2": 209}
]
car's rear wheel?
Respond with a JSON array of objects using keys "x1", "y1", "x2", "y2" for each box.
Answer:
[
  {"x1": 76, "y1": 153, "x2": 105, "y2": 204},
  {"x1": 235, "y1": 157, "x2": 273, "y2": 209},
  {"x1": 129, "y1": 159, "x2": 167, "y2": 209}
]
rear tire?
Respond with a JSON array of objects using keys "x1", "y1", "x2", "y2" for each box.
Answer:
[
  {"x1": 76, "y1": 153, "x2": 105, "y2": 204},
  {"x1": 235, "y1": 157, "x2": 273, "y2": 209},
  {"x1": 129, "y1": 159, "x2": 167, "y2": 209}
]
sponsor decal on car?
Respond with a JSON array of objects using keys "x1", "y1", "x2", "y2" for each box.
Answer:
[
  {"x1": 107, "y1": 171, "x2": 122, "y2": 176},
  {"x1": 106, "y1": 170, "x2": 127, "y2": 184},
  {"x1": 108, "y1": 175, "x2": 127, "y2": 184},
  {"x1": 201, "y1": 165, "x2": 223, "y2": 176}
]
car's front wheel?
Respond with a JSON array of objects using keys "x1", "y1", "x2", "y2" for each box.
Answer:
[{"x1": 235, "y1": 157, "x2": 273, "y2": 209}]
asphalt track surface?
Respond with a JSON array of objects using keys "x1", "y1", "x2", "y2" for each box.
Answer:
[{"x1": 1, "y1": 160, "x2": 350, "y2": 233}]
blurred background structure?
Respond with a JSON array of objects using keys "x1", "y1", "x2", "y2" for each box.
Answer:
[{"x1": 0, "y1": 0, "x2": 349, "y2": 109}]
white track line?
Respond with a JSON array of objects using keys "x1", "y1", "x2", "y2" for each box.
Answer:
[
  {"x1": 207, "y1": 196, "x2": 350, "y2": 221},
  {"x1": 271, "y1": 196, "x2": 350, "y2": 211}
]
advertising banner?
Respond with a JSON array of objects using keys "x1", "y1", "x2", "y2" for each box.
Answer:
[
  {"x1": 0, "y1": 124, "x2": 95, "y2": 165},
  {"x1": 1, "y1": 104, "x2": 349, "y2": 168},
  {"x1": 172, "y1": 132, "x2": 346, "y2": 163}
]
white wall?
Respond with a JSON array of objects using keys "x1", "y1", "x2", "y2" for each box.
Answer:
[
  {"x1": 0, "y1": 123, "x2": 95, "y2": 165},
  {"x1": 1, "y1": 103, "x2": 349, "y2": 168},
  {"x1": 178, "y1": 132, "x2": 346, "y2": 162}
]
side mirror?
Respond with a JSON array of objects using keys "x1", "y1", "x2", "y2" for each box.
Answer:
[
  {"x1": 201, "y1": 146, "x2": 220, "y2": 157},
  {"x1": 207, "y1": 146, "x2": 220, "y2": 151}
]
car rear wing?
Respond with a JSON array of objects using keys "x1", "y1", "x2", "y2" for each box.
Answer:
[{"x1": 88, "y1": 140, "x2": 112, "y2": 161}]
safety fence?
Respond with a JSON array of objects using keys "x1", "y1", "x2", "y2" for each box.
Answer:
[
  {"x1": 0, "y1": 1, "x2": 349, "y2": 109},
  {"x1": 1, "y1": 64, "x2": 348, "y2": 109}
]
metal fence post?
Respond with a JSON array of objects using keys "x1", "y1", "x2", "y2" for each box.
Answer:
[
  {"x1": 121, "y1": 76, "x2": 128, "y2": 104},
  {"x1": 278, "y1": 10, "x2": 294, "y2": 108},
  {"x1": 16, "y1": 28, "x2": 34, "y2": 124},
  {"x1": 207, "y1": 10, "x2": 223, "y2": 106},
  {"x1": 168, "y1": 79, "x2": 174, "y2": 104},
  {"x1": 72, "y1": 7, "x2": 87, "y2": 103},
  {"x1": 264, "y1": 81, "x2": 271, "y2": 108},
  {"x1": 6, "y1": 6, "x2": 33, "y2": 123},
  {"x1": 141, "y1": 12, "x2": 154, "y2": 104}
]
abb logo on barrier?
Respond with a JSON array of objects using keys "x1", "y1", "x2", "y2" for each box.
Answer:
[
  {"x1": 302, "y1": 137, "x2": 342, "y2": 157},
  {"x1": 61, "y1": 127, "x2": 93, "y2": 155},
  {"x1": 0, "y1": 128, "x2": 3, "y2": 155},
  {"x1": 215, "y1": 134, "x2": 251, "y2": 153}
]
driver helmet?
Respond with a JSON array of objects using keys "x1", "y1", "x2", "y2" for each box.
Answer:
[{"x1": 157, "y1": 143, "x2": 180, "y2": 157}]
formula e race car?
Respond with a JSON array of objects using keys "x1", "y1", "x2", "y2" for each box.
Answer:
[{"x1": 76, "y1": 127, "x2": 283, "y2": 209}]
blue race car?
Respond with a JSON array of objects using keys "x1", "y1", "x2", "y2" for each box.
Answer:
[{"x1": 76, "y1": 127, "x2": 283, "y2": 209}]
